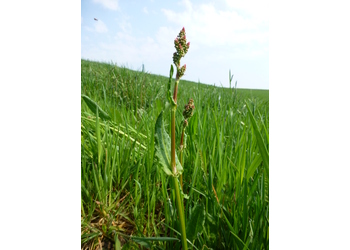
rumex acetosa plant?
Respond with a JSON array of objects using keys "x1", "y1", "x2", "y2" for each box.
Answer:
[{"x1": 154, "y1": 27, "x2": 193, "y2": 250}]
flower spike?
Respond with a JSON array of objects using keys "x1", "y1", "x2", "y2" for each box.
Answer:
[{"x1": 173, "y1": 27, "x2": 190, "y2": 80}]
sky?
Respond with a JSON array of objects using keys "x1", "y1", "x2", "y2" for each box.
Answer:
[{"x1": 81, "y1": 0, "x2": 269, "y2": 89}]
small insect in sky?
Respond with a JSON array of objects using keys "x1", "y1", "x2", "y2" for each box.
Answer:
[{"x1": 94, "y1": 18, "x2": 98, "y2": 21}]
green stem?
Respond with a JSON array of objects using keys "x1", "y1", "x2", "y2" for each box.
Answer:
[
  {"x1": 173, "y1": 176, "x2": 188, "y2": 250},
  {"x1": 173, "y1": 79, "x2": 179, "y2": 103},
  {"x1": 171, "y1": 79, "x2": 179, "y2": 174},
  {"x1": 171, "y1": 108, "x2": 177, "y2": 174},
  {"x1": 180, "y1": 127, "x2": 185, "y2": 189},
  {"x1": 171, "y1": 78, "x2": 188, "y2": 250}
]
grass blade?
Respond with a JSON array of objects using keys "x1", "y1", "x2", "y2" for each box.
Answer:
[
  {"x1": 245, "y1": 101, "x2": 269, "y2": 174},
  {"x1": 82, "y1": 94, "x2": 111, "y2": 121}
]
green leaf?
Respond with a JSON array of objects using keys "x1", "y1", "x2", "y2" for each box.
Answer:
[
  {"x1": 168, "y1": 64, "x2": 174, "y2": 91},
  {"x1": 230, "y1": 231, "x2": 250, "y2": 250},
  {"x1": 114, "y1": 233, "x2": 121, "y2": 250},
  {"x1": 167, "y1": 65, "x2": 174, "y2": 102},
  {"x1": 242, "y1": 178, "x2": 248, "y2": 239},
  {"x1": 246, "y1": 154, "x2": 262, "y2": 180},
  {"x1": 132, "y1": 236, "x2": 180, "y2": 248},
  {"x1": 132, "y1": 238, "x2": 151, "y2": 249},
  {"x1": 178, "y1": 178, "x2": 189, "y2": 199},
  {"x1": 245, "y1": 101, "x2": 269, "y2": 175},
  {"x1": 154, "y1": 111, "x2": 183, "y2": 177},
  {"x1": 132, "y1": 236, "x2": 180, "y2": 242},
  {"x1": 95, "y1": 108, "x2": 102, "y2": 165},
  {"x1": 186, "y1": 203, "x2": 205, "y2": 242},
  {"x1": 221, "y1": 205, "x2": 250, "y2": 249},
  {"x1": 167, "y1": 65, "x2": 177, "y2": 106},
  {"x1": 82, "y1": 95, "x2": 111, "y2": 121}
]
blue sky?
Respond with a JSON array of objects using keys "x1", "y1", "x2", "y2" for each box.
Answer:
[{"x1": 81, "y1": 0, "x2": 269, "y2": 89}]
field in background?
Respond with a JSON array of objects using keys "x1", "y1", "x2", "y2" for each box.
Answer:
[{"x1": 81, "y1": 59, "x2": 269, "y2": 249}]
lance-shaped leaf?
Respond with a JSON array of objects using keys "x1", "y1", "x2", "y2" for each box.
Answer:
[
  {"x1": 167, "y1": 65, "x2": 174, "y2": 98},
  {"x1": 167, "y1": 65, "x2": 176, "y2": 106},
  {"x1": 186, "y1": 203, "x2": 205, "y2": 242},
  {"x1": 82, "y1": 95, "x2": 110, "y2": 121},
  {"x1": 245, "y1": 101, "x2": 269, "y2": 176},
  {"x1": 154, "y1": 111, "x2": 183, "y2": 177}
]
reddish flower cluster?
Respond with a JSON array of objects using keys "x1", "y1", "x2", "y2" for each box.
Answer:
[
  {"x1": 178, "y1": 64, "x2": 186, "y2": 79},
  {"x1": 173, "y1": 27, "x2": 190, "y2": 79},
  {"x1": 183, "y1": 98, "x2": 195, "y2": 122}
]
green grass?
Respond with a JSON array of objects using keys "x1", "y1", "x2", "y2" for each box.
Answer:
[{"x1": 81, "y1": 59, "x2": 269, "y2": 249}]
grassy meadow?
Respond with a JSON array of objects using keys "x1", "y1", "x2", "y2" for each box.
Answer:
[{"x1": 81, "y1": 59, "x2": 269, "y2": 249}]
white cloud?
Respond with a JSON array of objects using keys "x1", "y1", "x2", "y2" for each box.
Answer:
[
  {"x1": 84, "y1": 20, "x2": 108, "y2": 33},
  {"x1": 142, "y1": 7, "x2": 149, "y2": 14},
  {"x1": 155, "y1": 26, "x2": 177, "y2": 49},
  {"x1": 115, "y1": 32, "x2": 135, "y2": 42},
  {"x1": 161, "y1": 0, "x2": 268, "y2": 48},
  {"x1": 95, "y1": 20, "x2": 108, "y2": 33},
  {"x1": 89, "y1": 26, "x2": 175, "y2": 72},
  {"x1": 225, "y1": 0, "x2": 269, "y2": 24},
  {"x1": 92, "y1": 0, "x2": 119, "y2": 10},
  {"x1": 114, "y1": 13, "x2": 132, "y2": 33},
  {"x1": 110, "y1": 30, "x2": 170, "y2": 64},
  {"x1": 118, "y1": 19, "x2": 132, "y2": 33}
]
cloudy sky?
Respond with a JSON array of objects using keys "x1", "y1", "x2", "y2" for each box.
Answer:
[{"x1": 81, "y1": 0, "x2": 269, "y2": 89}]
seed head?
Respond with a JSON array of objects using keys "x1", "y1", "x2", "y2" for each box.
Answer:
[
  {"x1": 173, "y1": 52, "x2": 180, "y2": 67},
  {"x1": 183, "y1": 98, "x2": 195, "y2": 120},
  {"x1": 173, "y1": 27, "x2": 190, "y2": 78},
  {"x1": 176, "y1": 64, "x2": 186, "y2": 79},
  {"x1": 184, "y1": 42, "x2": 190, "y2": 54}
]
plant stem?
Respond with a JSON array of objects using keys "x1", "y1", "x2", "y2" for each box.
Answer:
[
  {"x1": 171, "y1": 79, "x2": 179, "y2": 174},
  {"x1": 171, "y1": 78, "x2": 188, "y2": 250},
  {"x1": 179, "y1": 128, "x2": 185, "y2": 189},
  {"x1": 171, "y1": 108, "x2": 177, "y2": 174},
  {"x1": 173, "y1": 79, "x2": 179, "y2": 103},
  {"x1": 173, "y1": 176, "x2": 188, "y2": 250}
]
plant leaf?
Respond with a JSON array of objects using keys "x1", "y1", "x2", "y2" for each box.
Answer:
[
  {"x1": 186, "y1": 203, "x2": 205, "y2": 242},
  {"x1": 114, "y1": 233, "x2": 121, "y2": 250},
  {"x1": 167, "y1": 65, "x2": 174, "y2": 104},
  {"x1": 246, "y1": 154, "x2": 262, "y2": 180},
  {"x1": 82, "y1": 95, "x2": 111, "y2": 121},
  {"x1": 132, "y1": 236, "x2": 180, "y2": 242},
  {"x1": 154, "y1": 111, "x2": 183, "y2": 177},
  {"x1": 245, "y1": 101, "x2": 269, "y2": 175}
]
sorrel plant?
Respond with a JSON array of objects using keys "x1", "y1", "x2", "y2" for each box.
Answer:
[{"x1": 154, "y1": 27, "x2": 191, "y2": 250}]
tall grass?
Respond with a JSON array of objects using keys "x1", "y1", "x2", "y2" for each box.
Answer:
[{"x1": 81, "y1": 59, "x2": 269, "y2": 249}]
